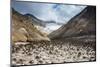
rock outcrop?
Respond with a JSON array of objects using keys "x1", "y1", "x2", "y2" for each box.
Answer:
[{"x1": 12, "y1": 8, "x2": 50, "y2": 42}]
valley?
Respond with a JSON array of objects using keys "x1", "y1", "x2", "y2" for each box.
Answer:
[{"x1": 11, "y1": 6, "x2": 96, "y2": 65}]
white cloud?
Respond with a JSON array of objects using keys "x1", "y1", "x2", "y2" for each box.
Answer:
[
  {"x1": 12, "y1": 2, "x2": 86, "y2": 23},
  {"x1": 12, "y1": 2, "x2": 86, "y2": 32},
  {"x1": 33, "y1": 3, "x2": 86, "y2": 23}
]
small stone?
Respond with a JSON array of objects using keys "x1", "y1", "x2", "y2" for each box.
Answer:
[
  {"x1": 77, "y1": 48, "x2": 79, "y2": 51},
  {"x1": 77, "y1": 52, "x2": 81, "y2": 57},
  {"x1": 27, "y1": 52, "x2": 32, "y2": 56},
  {"x1": 29, "y1": 60, "x2": 34, "y2": 64},
  {"x1": 19, "y1": 59, "x2": 23, "y2": 62},
  {"x1": 13, "y1": 58, "x2": 16, "y2": 61},
  {"x1": 35, "y1": 56, "x2": 40, "y2": 59},
  {"x1": 83, "y1": 56, "x2": 87, "y2": 59},
  {"x1": 49, "y1": 51, "x2": 53, "y2": 54},
  {"x1": 38, "y1": 60, "x2": 43, "y2": 64}
]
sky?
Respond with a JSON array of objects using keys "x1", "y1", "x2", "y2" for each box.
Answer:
[{"x1": 11, "y1": 1, "x2": 86, "y2": 33}]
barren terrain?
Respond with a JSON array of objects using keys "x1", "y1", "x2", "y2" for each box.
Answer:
[{"x1": 12, "y1": 36, "x2": 96, "y2": 65}]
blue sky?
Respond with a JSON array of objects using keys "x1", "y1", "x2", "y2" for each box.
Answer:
[
  {"x1": 11, "y1": 1, "x2": 86, "y2": 32},
  {"x1": 12, "y1": 1, "x2": 86, "y2": 23}
]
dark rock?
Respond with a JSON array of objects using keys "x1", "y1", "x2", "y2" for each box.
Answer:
[
  {"x1": 35, "y1": 56, "x2": 40, "y2": 59},
  {"x1": 49, "y1": 6, "x2": 96, "y2": 39},
  {"x1": 29, "y1": 60, "x2": 34, "y2": 64},
  {"x1": 77, "y1": 52, "x2": 82, "y2": 57}
]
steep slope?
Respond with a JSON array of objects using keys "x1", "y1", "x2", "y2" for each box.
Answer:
[
  {"x1": 12, "y1": 8, "x2": 50, "y2": 42},
  {"x1": 24, "y1": 13, "x2": 45, "y2": 27},
  {"x1": 49, "y1": 6, "x2": 96, "y2": 39}
]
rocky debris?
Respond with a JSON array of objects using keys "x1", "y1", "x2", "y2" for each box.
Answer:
[{"x1": 12, "y1": 38, "x2": 96, "y2": 65}]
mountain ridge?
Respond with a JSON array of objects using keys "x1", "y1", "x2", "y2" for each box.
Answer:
[
  {"x1": 12, "y1": 8, "x2": 50, "y2": 43},
  {"x1": 49, "y1": 6, "x2": 96, "y2": 39}
]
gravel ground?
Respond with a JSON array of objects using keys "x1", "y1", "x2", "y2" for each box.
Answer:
[{"x1": 12, "y1": 39, "x2": 96, "y2": 65}]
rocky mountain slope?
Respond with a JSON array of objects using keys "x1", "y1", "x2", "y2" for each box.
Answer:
[
  {"x1": 12, "y1": 8, "x2": 50, "y2": 42},
  {"x1": 49, "y1": 6, "x2": 96, "y2": 39},
  {"x1": 24, "y1": 13, "x2": 45, "y2": 27}
]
